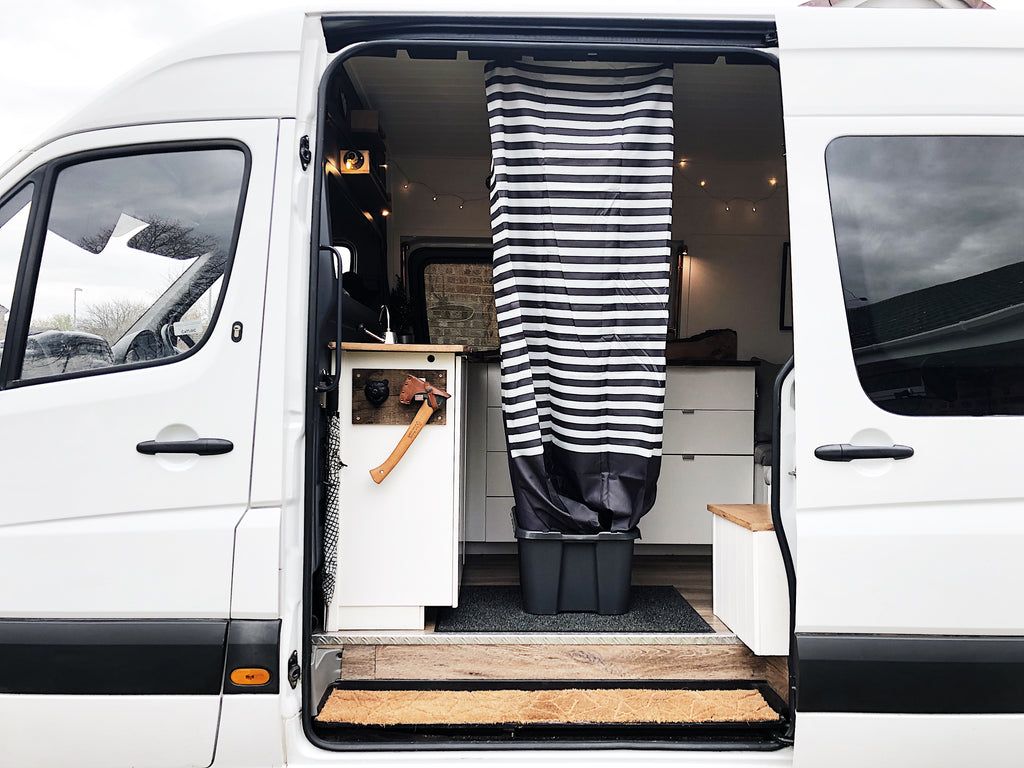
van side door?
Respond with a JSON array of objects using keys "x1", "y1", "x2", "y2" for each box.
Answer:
[
  {"x1": 777, "y1": 8, "x2": 1024, "y2": 767},
  {"x1": 0, "y1": 119, "x2": 278, "y2": 768}
]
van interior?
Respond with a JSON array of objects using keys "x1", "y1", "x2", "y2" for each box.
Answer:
[{"x1": 309, "y1": 42, "x2": 794, "y2": 747}]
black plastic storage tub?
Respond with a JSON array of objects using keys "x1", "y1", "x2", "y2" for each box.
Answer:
[{"x1": 515, "y1": 526, "x2": 640, "y2": 615}]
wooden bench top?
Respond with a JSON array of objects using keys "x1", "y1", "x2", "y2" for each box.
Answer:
[
  {"x1": 707, "y1": 503, "x2": 774, "y2": 532},
  {"x1": 340, "y1": 343, "x2": 470, "y2": 353}
]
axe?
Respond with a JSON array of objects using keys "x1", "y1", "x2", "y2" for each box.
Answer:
[{"x1": 369, "y1": 375, "x2": 451, "y2": 484}]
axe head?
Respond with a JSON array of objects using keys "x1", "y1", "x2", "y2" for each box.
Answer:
[{"x1": 399, "y1": 375, "x2": 451, "y2": 410}]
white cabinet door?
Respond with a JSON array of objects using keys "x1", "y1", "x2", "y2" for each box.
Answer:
[
  {"x1": 0, "y1": 119, "x2": 278, "y2": 768},
  {"x1": 778, "y1": 8, "x2": 1024, "y2": 766}
]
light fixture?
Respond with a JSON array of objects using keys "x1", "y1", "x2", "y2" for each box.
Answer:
[
  {"x1": 699, "y1": 179, "x2": 707, "y2": 187},
  {"x1": 432, "y1": 195, "x2": 438, "y2": 202},
  {"x1": 402, "y1": 183, "x2": 409, "y2": 190},
  {"x1": 768, "y1": 176, "x2": 777, "y2": 186},
  {"x1": 362, "y1": 211, "x2": 373, "y2": 222},
  {"x1": 724, "y1": 205, "x2": 730, "y2": 212},
  {"x1": 381, "y1": 208, "x2": 390, "y2": 217},
  {"x1": 752, "y1": 206, "x2": 757, "y2": 213},
  {"x1": 678, "y1": 159, "x2": 687, "y2": 168}
]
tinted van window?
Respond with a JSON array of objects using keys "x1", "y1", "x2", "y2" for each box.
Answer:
[{"x1": 827, "y1": 136, "x2": 1024, "y2": 416}]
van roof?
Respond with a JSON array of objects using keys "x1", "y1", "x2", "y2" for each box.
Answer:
[{"x1": 19, "y1": 0, "x2": 1002, "y2": 163}]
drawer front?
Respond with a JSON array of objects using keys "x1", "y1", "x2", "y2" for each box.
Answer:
[
  {"x1": 662, "y1": 409, "x2": 753, "y2": 455},
  {"x1": 486, "y1": 451, "x2": 513, "y2": 496},
  {"x1": 486, "y1": 362, "x2": 502, "y2": 406},
  {"x1": 641, "y1": 455, "x2": 753, "y2": 545},
  {"x1": 665, "y1": 367, "x2": 754, "y2": 411},
  {"x1": 486, "y1": 407, "x2": 506, "y2": 452},
  {"x1": 485, "y1": 497, "x2": 516, "y2": 542}
]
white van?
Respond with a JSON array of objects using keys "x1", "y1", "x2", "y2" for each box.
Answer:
[{"x1": 2, "y1": 2, "x2": 1024, "y2": 766}]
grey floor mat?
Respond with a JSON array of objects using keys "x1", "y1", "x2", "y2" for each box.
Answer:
[{"x1": 434, "y1": 585, "x2": 713, "y2": 633}]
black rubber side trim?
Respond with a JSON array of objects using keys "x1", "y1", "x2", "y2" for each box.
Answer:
[
  {"x1": 223, "y1": 619, "x2": 282, "y2": 694},
  {"x1": 0, "y1": 619, "x2": 227, "y2": 695},
  {"x1": 322, "y1": 16, "x2": 779, "y2": 53},
  {"x1": 797, "y1": 634, "x2": 1024, "y2": 714}
]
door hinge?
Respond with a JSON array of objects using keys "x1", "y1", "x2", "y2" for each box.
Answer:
[
  {"x1": 299, "y1": 136, "x2": 312, "y2": 171},
  {"x1": 287, "y1": 650, "x2": 301, "y2": 688}
]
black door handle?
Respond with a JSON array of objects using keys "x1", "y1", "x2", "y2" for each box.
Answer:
[
  {"x1": 814, "y1": 444, "x2": 914, "y2": 462},
  {"x1": 137, "y1": 439, "x2": 234, "y2": 456}
]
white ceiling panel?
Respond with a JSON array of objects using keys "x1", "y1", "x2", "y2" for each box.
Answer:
[{"x1": 345, "y1": 53, "x2": 784, "y2": 163}]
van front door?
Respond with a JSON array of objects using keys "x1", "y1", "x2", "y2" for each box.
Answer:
[
  {"x1": 0, "y1": 120, "x2": 278, "y2": 768},
  {"x1": 778, "y1": 8, "x2": 1024, "y2": 766}
]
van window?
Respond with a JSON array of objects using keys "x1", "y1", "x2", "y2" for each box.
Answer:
[
  {"x1": 17, "y1": 148, "x2": 246, "y2": 382},
  {"x1": 423, "y1": 260, "x2": 499, "y2": 349},
  {"x1": 0, "y1": 185, "x2": 33, "y2": 368},
  {"x1": 826, "y1": 135, "x2": 1024, "y2": 416}
]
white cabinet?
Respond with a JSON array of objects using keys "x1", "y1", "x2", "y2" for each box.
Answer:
[
  {"x1": 464, "y1": 363, "x2": 755, "y2": 545},
  {"x1": 642, "y1": 366, "x2": 755, "y2": 545},
  {"x1": 328, "y1": 344, "x2": 468, "y2": 631},
  {"x1": 710, "y1": 504, "x2": 789, "y2": 656}
]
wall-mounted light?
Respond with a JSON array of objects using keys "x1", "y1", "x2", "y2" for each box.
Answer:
[
  {"x1": 341, "y1": 150, "x2": 370, "y2": 174},
  {"x1": 381, "y1": 208, "x2": 390, "y2": 217}
]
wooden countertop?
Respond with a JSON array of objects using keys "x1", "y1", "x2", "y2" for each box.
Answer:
[
  {"x1": 340, "y1": 343, "x2": 471, "y2": 353},
  {"x1": 707, "y1": 503, "x2": 774, "y2": 532}
]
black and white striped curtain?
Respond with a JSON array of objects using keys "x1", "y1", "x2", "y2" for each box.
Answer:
[{"x1": 486, "y1": 61, "x2": 673, "y2": 534}]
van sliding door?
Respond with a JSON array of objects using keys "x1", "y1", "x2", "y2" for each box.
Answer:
[{"x1": 777, "y1": 7, "x2": 1024, "y2": 767}]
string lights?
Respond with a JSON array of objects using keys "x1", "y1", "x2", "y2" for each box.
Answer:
[
  {"x1": 390, "y1": 160, "x2": 488, "y2": 210},
  {"x1": 677, "y1": 160, "x2": 783, "y2": 214}
]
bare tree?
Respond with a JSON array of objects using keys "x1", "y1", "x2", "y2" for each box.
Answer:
[
  {"x1": 29, "y1": 312, "x2": 73, "y2": 333},
  {"x1": 79, "y1": 299, "x2": 149, "y2": 344},
  {"x1": 79, "y1": 215, "x2": 218, "y2": 261}
]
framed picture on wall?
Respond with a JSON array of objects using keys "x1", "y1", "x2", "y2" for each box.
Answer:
[{"x1": 780, "y1": 242, "x2": 793, "y2": 331}]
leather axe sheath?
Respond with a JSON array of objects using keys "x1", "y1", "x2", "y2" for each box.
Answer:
[{"x1": 369, "y1": 375, "x2": 451, "y2": 484}]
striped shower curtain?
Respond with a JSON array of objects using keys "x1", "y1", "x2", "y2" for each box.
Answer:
[{"x1": 486, "y1": 61, "x2": 674, "y2": 534}]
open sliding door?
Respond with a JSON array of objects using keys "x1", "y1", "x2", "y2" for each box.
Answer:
[{"x1": 777, "y1": 7, "x2": 1024, "y2": 767}]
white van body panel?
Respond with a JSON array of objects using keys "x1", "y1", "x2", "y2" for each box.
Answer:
[
  {"x1": 35, "y1": 14, "x2": 306, "y2": 155},
  {"x1": 795, "y1": 713, "x2": 1024, "y2": 768},
  {"x1": 0, "y1": 695, "x2": 220, "y2": 768},
  {"x1": 778, "y1": 7, "x2": 1024, "y2": 767},
  {"x1": 0, "y1": 119, "x2": 280, "y2": 619}
]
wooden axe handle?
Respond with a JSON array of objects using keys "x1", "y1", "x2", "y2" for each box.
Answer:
[{"x1": 369, "y1": 399, "x2": 436, "y2": 484}]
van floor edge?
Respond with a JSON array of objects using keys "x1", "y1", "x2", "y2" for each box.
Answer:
[{"x1": 316, "y1": 680, "x2": 786, "y2": 735}]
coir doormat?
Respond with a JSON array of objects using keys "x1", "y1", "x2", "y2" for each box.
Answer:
[{"x1": 434, "y1": 585, "x2": 713, "y2": 633}]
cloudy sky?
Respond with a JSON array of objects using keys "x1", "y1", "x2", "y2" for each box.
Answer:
[{"x1": 0, "y1": 0, "x2": 306, "y2": 164}]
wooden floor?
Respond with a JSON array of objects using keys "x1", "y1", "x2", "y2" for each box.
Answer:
[{"x1": 326, "y1": 554, "x2": 789, "y2": 703}]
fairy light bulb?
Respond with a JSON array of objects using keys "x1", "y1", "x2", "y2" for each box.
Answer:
[
  {"x1": 768, "y1": 177, "x2": 777, "y2": 186},
  {"x1": 699, "y1": 179, "x2": 707, "y2": 187},
  {"x1": 402, "y1": 183, "x2": 409, "y2": 190}
]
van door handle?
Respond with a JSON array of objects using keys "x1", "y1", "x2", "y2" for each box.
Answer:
[
  {"x1": 814, "y1": 444, "x2": 914, "y2": 462},
  {"x1": 137, "y1": 439, "x2": 234, "y2": 456}
]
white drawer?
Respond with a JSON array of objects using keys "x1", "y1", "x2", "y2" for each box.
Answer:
[
  {"x1": 485, "y1": 497, "x2": 516, "y2": 542},
  {"x1": 641, "y1": 455, "x2": 753, "y2": 545},
  {"x1": 486, "y1": 407, "x2": 506, "y2": 451},
  {"x1": 486, "y1": 451, "x2": 513, "y2": 496},
  {"x1": 662, "y1": 409, "x2": 753, "y2": 455},
  {"x1": 665, "y1": 367, "x2": 755, "y2": 411}
]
